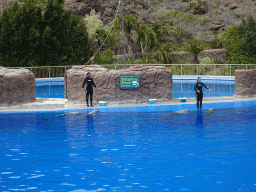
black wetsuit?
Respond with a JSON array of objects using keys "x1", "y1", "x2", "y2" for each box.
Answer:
[
  {"x1": 194, "y1": 82, "x2": 209, "y2": 109},
  {"x1": 82, "y1": 77, "x2": 96, "y2": 106}
]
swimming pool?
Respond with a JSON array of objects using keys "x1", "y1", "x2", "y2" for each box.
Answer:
[
  {"x1": 35, "y1": 76, "x2": 235, "y2": 99},
  {"x1": 1, "y1": 100, "x2": 256, "y2": 192}
]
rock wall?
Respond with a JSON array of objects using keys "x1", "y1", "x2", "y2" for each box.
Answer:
[
  {"x1": 235, "y1": 69, "x2": 256, "y2": 97},
  {"x1": 0, "y1": 67, "x2": 36, "y2": 106},
  {"x1": 65, "y1": 65, "x2": 172, "y2": 104},
  {"x1": 170, "y1": 49, "x2": 228, "y2": 63}
]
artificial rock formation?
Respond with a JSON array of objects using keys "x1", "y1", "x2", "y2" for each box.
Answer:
[
  {"x1": 235, "y1": 69, "x2": 256, "y2": 97},
  {"x1": 0, "y1": 67, "x2": 36, "y2": 106},
  {"x1": 65, "y1": 65, "x2": 172, "y2": 104}
]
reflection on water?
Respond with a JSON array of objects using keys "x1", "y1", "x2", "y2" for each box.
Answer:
[{"x1": 1, "y1": 107, "x2": 256, "y2": 192}]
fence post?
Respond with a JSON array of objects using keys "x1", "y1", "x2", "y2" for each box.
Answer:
[
  {"x1": 197, "y1": 64, "x2": 198, "y2": 75},
  {"x1": 230, "y1": 64, "x2": 231, "y2": 76},
  {"x1": 214, "y1": 64, "x2": 215, "y2": 76},
  {"x1": 48, "y1": 67, "x2": 51, "y2": 78},
  {"x1": 181, "y1": 64, "x2": 183, "y2": 76}
]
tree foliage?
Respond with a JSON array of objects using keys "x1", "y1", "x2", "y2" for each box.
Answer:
[
  {"x1": 84, "y1": 9, "x2": 103, "y2": 40},
  {"x1": 0, "y1": 0, "x2": 91, "y2": 67},
  {"x1": 92, "y1": 49, "x2": 115, "y2": 64},
  {"x1": 221, "y1": 15, "x2": 256, "y2": 64},
  {"x1": 184, "y1": 39, "x2": 208, "y2": 64}
]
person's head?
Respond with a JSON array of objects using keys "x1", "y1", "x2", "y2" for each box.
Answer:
[
  {"x1": 87, "y1": 72, "x2": 91, "y2": 77},
  {"x1": 197, "y1": 77, "x2": 201, "y2": 82}
]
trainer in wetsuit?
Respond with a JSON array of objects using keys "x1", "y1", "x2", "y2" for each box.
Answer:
[
  {"x1": 194, "y1": 77, "x2": 211, "y2": 109},
  {"x1": 82, "y1": 72, "x2": 97, "y2": 107}
]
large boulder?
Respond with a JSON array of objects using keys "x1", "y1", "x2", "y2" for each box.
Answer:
[
  {"x1": 0, "y1": 67, "x2": 36, "y2": 106},
  {"x1": 235, "y1": 69, "x2": 256, "y2": 97},
  {"x1": 65, "y1": 65, "x2": 172, "y2": 104}
]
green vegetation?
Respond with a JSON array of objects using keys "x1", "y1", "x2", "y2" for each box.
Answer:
[
  {"x1": 200, "y1": 57, "x2": 216, "y2": 64},
  {"x1": 2, "y1": 0, "x2": 256, "y2": 72},
  {"x1": 0, "y1": 0, "x2": 91, "y2": 67},
  {"x1": 84, "y1": 9, "x2": 103, "y2": 40},
  {"x1": 184, "y1": 39, "x2": 208, "y2": 64},
  {"x1": 92, "y1": 49, "x2": 115, "y2": 64},
  {"x1": 185, "y1": 0, "x2": 208, "y2": 14},
  {"x1": 221, "y1": 15, "x2": 256, "y2": 64}
]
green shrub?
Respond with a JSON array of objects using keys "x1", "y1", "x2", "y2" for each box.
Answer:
[
  {"x1": 207, "y1": 38, "x2": 222, "y2": 49},
  {"x1": 200, "y1": 57, "x2": 216, "y2": 64},
  {"x1": 197, "y1": 16, "x2": 210, "y2": 25},
  {"x1": 185, "y1": 0, "x2": 208, "y2": 14},
  {"x1": 221, "y1": 15, "x2": 256, "y2": 64},
  {"x1": 93, "y1": 49, "x2": 115, "y2": 64}
]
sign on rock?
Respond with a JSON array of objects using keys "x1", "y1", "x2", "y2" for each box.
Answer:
[{"x1": 120, "y1": 76, "x2": 139, "y2": 89}]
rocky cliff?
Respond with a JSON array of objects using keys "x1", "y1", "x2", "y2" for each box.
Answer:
[
  {"x1": 235, "y1": 69, "x2": 256, "y2": 97},
  {"x1": 65, "y1": 65, "x2": 172, "y2": 104},
  {"x1": 0, "y1": 67, "x2": 36, "y2": 106}
]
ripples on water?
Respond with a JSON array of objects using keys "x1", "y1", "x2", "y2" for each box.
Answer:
[{"x1": 0, "y1": 106, "x2": 256, "y2": 191}]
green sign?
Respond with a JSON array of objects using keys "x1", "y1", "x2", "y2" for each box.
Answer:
[{"x1": 120, "y1": 76, "x2": 139, "y2": 88}]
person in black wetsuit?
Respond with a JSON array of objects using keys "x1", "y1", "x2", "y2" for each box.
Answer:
[
  {"x1": 194, "y1": 77, "x2": 211, "y2": 109},
  {"x1": 82, "y1": 72, "x2": 97, "y2": 107}
]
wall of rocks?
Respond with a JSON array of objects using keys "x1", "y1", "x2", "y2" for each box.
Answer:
[
  {"x1": 0, "y1": 67, "x2": 36, "y2": 106},
  {"x1": 170, "y1": 49, "x2": 228, "y2": 63},
  {"x1": 235, "y1": 69, "x2": 256, "y2": 97},
  {"x1": 65, "y1": 65, "x2": 172, "y2": 104}
]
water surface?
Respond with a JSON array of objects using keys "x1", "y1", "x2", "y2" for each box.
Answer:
[{"x1": 0, "y1": 106, "x2": 255, "y2": 192}]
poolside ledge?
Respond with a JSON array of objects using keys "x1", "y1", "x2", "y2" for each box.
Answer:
[{"x1": 1, "y1": 96, "x2": 256, "y2": 112}]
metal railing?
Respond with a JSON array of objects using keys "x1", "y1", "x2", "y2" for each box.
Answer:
[
  {"x1": 7, "y1": 64, "x2": 256, "y2": 78},
  {"x1": 101, "y1": 63, "x2": 256, "y2": 76}
]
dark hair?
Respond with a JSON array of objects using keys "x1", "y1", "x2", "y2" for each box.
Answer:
[
  {"x1": 87, "y1": 72, "x2": 91, "y2": 75},
  {"x1": 197, "y1": 77, "x2": 201, "y2": 82}
]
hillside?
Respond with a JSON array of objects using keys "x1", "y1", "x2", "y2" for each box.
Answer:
[
  {"x1": 1, "y1": 0, "x2": 255, "y2": 39},
  {"x1": 1, "y1": 0, "x2": 256, "y2": 64}
]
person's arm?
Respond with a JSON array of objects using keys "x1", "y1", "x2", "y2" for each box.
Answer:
[
  {"x1": 194, "y1": 83, "x2": 198, "y2": 92},
  {"x1": 201, "y1": 82, "x2": 211, "y2": 90},
  {"x1": 82, "y1": 78, "x2": 87, "y2": 89},
  {"x1": 92, "y1": 79, "x2": 97, "y2": 88}
]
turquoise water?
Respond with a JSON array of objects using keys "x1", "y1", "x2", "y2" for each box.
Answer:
[
  {"x1": 0, "y1": 101, "x2": 256, "y2": 192},
  {"x1": 35, "y1": 77, "x2": 234, "y2": 98}
]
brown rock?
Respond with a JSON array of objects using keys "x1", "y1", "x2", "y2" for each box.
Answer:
[
  {"x1": 209, "y1": 21, "x2": 225, "y2": 30},
  {"x1": 0, "y1": 67, "x2": 36, "y2": 106},
  {"x1": 65, "y1": 65, "x2": 172, "y2": 104},
  {"x1": 235, "y1": 69, "x2": 256, "y2": 97}
]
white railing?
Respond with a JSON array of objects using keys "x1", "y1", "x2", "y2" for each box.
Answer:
[{"x1": 7, "y1": 64, "x2": 256, "y2": 78}]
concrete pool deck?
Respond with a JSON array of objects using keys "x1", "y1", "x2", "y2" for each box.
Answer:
[{"x1": 1, "y1": 96, "x2": 256, "y2": 112}]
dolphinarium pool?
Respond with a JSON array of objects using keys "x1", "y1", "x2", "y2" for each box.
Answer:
[
  {"x1": 35, "y1": 76, "x2": 235, "y2": 98},
  {"x1": 1, "y1": 100, "x2": 256, "y2": 192}
]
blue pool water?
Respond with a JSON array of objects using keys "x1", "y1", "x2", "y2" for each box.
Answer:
[
  {"x1": 36, "y1": 78, "x2": 64, "y2": 98},
  {"x1": 35, "y1": 77, "x2": 235, "y2": 98},
  {"x1": 1, "y1": 101, "x2": 256, "y2": 192}
]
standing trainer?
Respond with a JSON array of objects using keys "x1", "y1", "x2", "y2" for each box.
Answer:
[
  {"x1": 82, "y1": 72, "x2": 97, "y2": 107},
  {"x1": 194, "y1": 77, "x2": 211, "y2": 109}
]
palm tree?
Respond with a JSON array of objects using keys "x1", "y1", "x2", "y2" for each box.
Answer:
[
  {"x1": 184, "y1": 39, "x2": 207, "y2": 64},
  {"x1": 135, "y1": 24, "x2": 158, "y2": 64},
  {"x1": 151, "y1": 42, "x2": 176, "y2": 64},
  {"x1": 111, "y1": 13, "x2": 139, "y2": 57},
  {"x1": 135, "y1": 24, "x2": 158, "y2": 53}
]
